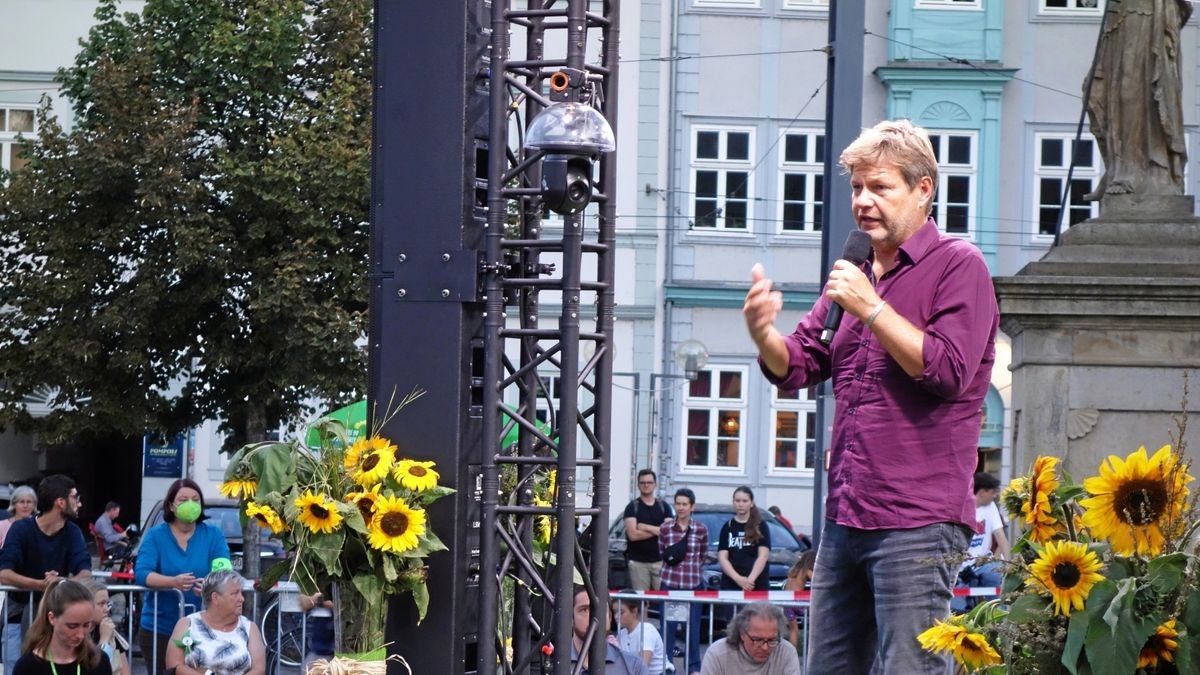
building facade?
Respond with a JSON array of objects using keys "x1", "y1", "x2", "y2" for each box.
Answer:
[{"x1": 631, "y1": 0, "x2": 1199, "y2": 536}]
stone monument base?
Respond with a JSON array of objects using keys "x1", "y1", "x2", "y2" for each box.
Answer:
[{"x1": 994, "y1": 196, "x2": 1200, "y2": 480}]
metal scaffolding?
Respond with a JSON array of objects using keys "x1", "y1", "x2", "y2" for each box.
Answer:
[{"x1": 478, "y1": 1, "x2": 619, "y2": 674}]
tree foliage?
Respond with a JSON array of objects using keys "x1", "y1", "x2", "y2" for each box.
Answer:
[{"x1": 0, "y1": 0, "x2": 372, "y2": 447}]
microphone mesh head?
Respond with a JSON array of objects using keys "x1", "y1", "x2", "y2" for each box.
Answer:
[{"x1": 842, "y1": 230, "x2": 873, "y2": 264}]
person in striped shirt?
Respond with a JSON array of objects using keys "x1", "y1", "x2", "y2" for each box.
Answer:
[{"x1": 658, "y1": 488, "x2": 709, "y2": 675}]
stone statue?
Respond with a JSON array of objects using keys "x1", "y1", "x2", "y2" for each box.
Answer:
[{"x1": 1086, "y1": 0, "x2": 1191, "y2": 199}]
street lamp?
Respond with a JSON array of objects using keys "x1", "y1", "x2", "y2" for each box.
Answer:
[{"x1": 648, "y1": 339, "x2": 709, "y2": 491}]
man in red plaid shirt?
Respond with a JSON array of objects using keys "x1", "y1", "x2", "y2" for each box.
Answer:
[{"x1": 658, "y1": 488, "x2": 709, "y2": 675}]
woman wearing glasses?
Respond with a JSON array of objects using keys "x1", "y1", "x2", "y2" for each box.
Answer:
[{"x1": 12, "y1": 579, "x2": 112, "y2": 675}]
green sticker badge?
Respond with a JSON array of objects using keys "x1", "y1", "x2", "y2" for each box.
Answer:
[{"x1": 211, "y1": 557, "x2": 233, "y2": 573}]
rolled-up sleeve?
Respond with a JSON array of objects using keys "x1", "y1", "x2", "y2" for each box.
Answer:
[
  {"x1": 758, "y1": 295, "x2": 833, "y2": 391},
  {"x1": 913, "y1": 245, "x2": 998, "y2": 400}
]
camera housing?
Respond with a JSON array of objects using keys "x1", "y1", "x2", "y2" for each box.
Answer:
[{"x1": 540, "y1": 155, "x2": 593, "y2": 215}]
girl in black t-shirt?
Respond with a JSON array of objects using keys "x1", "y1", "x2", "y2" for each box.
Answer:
[{"x1": 717, "y1": 486, "x2": 771, "y2": 591}]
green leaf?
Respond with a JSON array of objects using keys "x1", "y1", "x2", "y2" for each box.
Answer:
[
  {"x1": 1084, "y1": 578, "x2": 1162, "y2": 675},
  {"x1": 1062, "y1": 582, "x2": 1110, "y2": 675},
  {"x1": 1145, "y1": 552, "x2": 1187, "y2": 594},
  {"x1": 411, "y1": 582, "x2": 430, "y2": 623},
  {"x1": 259, "y1": 558, "x2": 292, "y2": 591},
  {"x1": 413, "y1": 485, "x2": 456, "y2": 507},
  {"x1": 1007, "y1": 593, "x2": 1052, "y2": 623}
]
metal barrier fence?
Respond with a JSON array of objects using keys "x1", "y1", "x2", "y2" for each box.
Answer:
[{"x1": 611, "y1": 586, "x2": 1000, "y2": 675}]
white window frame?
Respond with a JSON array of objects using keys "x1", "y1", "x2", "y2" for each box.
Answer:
[
  {"x1": 767, "y1": 386, "x2": 817, "y2": 475},
  {"x1": 693, "y1": 0, "x2": 761, "y2": 8},
  {"x1": 1038, "y1": 0, "x2": 1103, "y2": 16},
  {"x1": 776, "y1": 129, "x2": 825, "y2": 236},
  {"x1": 915, "y1": 0, "x2": 981, "y2": 9},
  {"x1": 0, "y1": 106, "x2": 36, "y2": 175},
  {"x1": 1031, "y1": 132, "x2": 1101, "y2": 243},
  {"x1": 927, "y1": 130, "x2": 977, "y2": 241},
  {"x1": 689, "y1": 125, "x2": 755, "y2": 234},
  {"x1": 782, "y1": 0, "x2": 828, "y2": 9},
  {"x1": 680, "y1": 365, "x2": 747, "y2": 473}
]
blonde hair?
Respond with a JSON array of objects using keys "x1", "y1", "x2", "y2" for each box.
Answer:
[{"x1": 839, "y1": 119, "x2": 938, "y2": 213}]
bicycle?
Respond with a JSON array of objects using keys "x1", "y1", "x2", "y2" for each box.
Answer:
[{"x1": 259, "y1": 597, "x2": 306, "y2": 675}]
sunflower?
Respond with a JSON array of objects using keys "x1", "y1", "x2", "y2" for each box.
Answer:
[
  {"x1": 295, "y1": 490, "x2": 344, "y2": 534},
  {"x1": 916, "y1": 617, "x2": 1001, "y2": 670},
  {"x1": 367, "y1": 494, "x2": 427, "y2": 553},
  {"x1": 346, "y1": 484, "x2": 383, "y2": 524},
  {"x1": 351, "y1": 449, "x2": 394, "y2": 486},
  {"x1": 1138, "y1": 619, "x2": 1179, "y2": 669},
  {"x1": 1001, "y1": 476, "x2": 1028, "y2": 521},
  {"x1": 344, "y1": 435, "x2": 397, "y2": 470},
  {"x1": 1079, "y1": 445, "x2": 1192, "y2": 557},
  {"x1": 245, "y1": 502, "x2": 285, "y2": 535},
  {"x1": 1027, "y1": 540, "x2": 1105, "y2": 616},
  {"x1": 1023, "y1": 456, "x2": 1060, "y2": 543},
  {"x1": 393, "y1": 459, "x2": 440, "y2": 492},
  {"x1": 218, "y1": 478, "x2": 257, "y2": 500},
  {"x1": 534, "y1": 497, "x2": 553, "y2": 545},
  {"x1": 343, "y1": 437, "x2": 370, "y2": 471}
]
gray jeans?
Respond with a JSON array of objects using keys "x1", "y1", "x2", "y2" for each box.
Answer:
[{"x1": 806, "y1": 521, "x2": 968, "y2": 675}]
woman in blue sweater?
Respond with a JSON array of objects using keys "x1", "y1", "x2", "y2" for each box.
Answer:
[{"x1": 134, "y1": 479, "x2": 230, "y2": 675}]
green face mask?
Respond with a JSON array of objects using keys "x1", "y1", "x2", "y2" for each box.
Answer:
[{"x1": 175, "y1": 500, "x2": 202, "y2": 523}]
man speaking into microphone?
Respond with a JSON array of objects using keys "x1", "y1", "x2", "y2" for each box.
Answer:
[{"x1": 742, "y1": 119, "x2": 998, "y2": 674}]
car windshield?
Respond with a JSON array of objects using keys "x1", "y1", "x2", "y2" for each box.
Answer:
[{"x1": 692, "y1": 512, "x2": 802, "y2": 551}]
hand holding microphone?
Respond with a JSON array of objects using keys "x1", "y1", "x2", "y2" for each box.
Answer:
[{"x1": 819, "y1": 230, "x2": 875, "y2": 345}]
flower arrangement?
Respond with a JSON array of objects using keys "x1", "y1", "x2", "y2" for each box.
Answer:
[
  {"x1": 918, "y1": 438, "x2": 1200, "y2": 675},
  {"x1": 220, "y1": 391, "x2": 452, "y2": 657}
]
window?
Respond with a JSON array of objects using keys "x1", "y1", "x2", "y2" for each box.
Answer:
[
  {"x1": 778, "y1": 130, "x2": 824, "y2": 234},
  {"x1": 693, "y1": 0, "x2": 761, "y2": 7},
  {"x1": 691, "y1": 127, "x2": 754, "y2": 232},
  {"x1": 927, "y1": 131, "x2": 976, "y2": 238},
  {"x1": 1033, "y1": 133, "x2": 1100, "y2": 239},
  {"x1": 1039, "y1": 0, "x2": 1102, "y2": 15},
  {"x1": 682, "y1": 366, "x2": 746, "y2": 471},
  {"x1": 0, "y1": 107, "x2": 35, "y2": 174},
  {"x1": 770, "y1": 386, "x2": 817, "y2": 472},
  {"x1": 915, "y1": 0, "x2": 980, "y2": 8}
]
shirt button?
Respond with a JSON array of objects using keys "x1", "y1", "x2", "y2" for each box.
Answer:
[
  {"x1": 853, "y1": 372, "x2": 862, "y2": 381},
  {"x1": 847, "y1": 407, "x2": 856, "y2": 414},
  {"x1": 860, "y1": 339, "x2": 869, "y2": 348}
]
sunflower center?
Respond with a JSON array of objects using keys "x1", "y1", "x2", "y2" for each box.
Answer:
[
  {"x1": 409, "y1": 466, "x2": 428, "y2": 478},
  {"x1": 1051, "y1": 562, "x2": 1081, "y2": 589},
  {"x1": 355, "y1": 498, "x2": 374, "y2": 519},
  {"x1": 380, "y1": 512, "x2": 410, "y2": 536},
  {"x1": 361, "y1": 454, "x2": 380, "y2": 472},
  {"x1": 1113, "y1": 478, "x2": 1169, "y2": 526},
  {"x1": 309, "y1": 503, "x2": 330, "y2": 519},
  {"x1": 254, "y1": 514, "x2": 269, "y2": 525}
]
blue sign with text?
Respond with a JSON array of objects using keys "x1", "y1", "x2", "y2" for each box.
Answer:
[{"x1": 143, "y1": 434, "x2": 185, "y2": 478}]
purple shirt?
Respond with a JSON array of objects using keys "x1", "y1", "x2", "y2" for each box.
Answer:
[{"x1": 762, "y1": 220, "x2": 998, "y2": 531}]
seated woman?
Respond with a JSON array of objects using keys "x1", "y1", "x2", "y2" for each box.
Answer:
[
  {"x1": 13, "y1": 578, "x2": 112, "y2": 675},
  {"x1": 166, "y1": 570, "x2": 265, "y2": 675}
]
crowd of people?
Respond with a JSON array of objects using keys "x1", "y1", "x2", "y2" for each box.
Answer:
[{"x1": 0, "y1": 476, "x2": 272, "y2": 675}]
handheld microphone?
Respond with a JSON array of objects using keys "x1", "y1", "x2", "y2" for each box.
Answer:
[{"x1": 819, "y1": 229, "x2": 873, "y2": 345}]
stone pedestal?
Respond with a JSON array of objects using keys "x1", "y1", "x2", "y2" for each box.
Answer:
[{"x1": 994, "y1": 196, "x2": 1200, "y2": 481}]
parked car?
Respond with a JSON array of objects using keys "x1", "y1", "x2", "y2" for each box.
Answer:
[
  {"x1": 607, "y1": 503, "x2": 811, "y2": 590},
  {"x1": 132, "y1": 498, "x2": 287, "y2": 575}
]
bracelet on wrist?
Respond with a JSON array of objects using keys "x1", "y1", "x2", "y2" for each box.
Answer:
[{"x1": 865, "y1": 300, "x2": 887, "y2": 329}]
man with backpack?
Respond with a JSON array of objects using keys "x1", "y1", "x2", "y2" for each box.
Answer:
[{"x1": 623, "y1": 469, "x2": 673, "y2": 591}]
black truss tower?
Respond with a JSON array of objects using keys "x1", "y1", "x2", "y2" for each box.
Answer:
[{"x1": 370, "y1": 2, "x2": 619, "y2": 674}]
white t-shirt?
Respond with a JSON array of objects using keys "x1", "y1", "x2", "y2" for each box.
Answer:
[
  {"x1": 966, "y1": 501, "x2": 1005, "y2": 563},
  {"x1": 618, "y1": 620, "x2": 665, "y2": 675}
]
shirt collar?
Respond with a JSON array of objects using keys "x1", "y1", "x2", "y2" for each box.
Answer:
[{"x1": 895, "y1": 217, "x2": 940, "y2": 266}]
